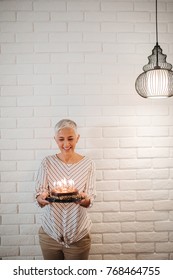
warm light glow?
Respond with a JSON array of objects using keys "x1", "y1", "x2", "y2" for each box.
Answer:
[
  {"x1": 62, "y1": 178, "x2": 67, "y2": 186},
  {"x1": 68, "y1": 179, "x2": 74, "y2": 186},
  {"x1": 135, "y1": 69, "x2": 173, "y2": 98},
  {"x1": 54, "y1": 178, "x2": 75, "y2": 188},
  {"x1": 146, "y1": 69, "x2": 168, "y2": 97}
]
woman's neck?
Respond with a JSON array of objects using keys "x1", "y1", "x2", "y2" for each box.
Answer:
[{"x1": 57, "y1": 153, "x2": 84, "y2": 164}]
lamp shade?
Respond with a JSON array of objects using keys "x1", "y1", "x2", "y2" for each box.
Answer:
[
  {"x1": 135, "y1": 45, "x2": 173, "y2": 98},
  {"x1": 135, "y1": 68, "x2": 173, "y2": 98}
]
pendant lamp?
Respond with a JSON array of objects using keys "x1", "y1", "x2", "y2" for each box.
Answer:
[{"x1": 135, "y1": 0, "x2": 173, "y2": 98}]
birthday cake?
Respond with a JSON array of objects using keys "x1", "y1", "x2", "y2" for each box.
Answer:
[
  {"x1": 51, "y1": 185, "x2": 78, "y2": 197},
  {"x1": 47, "y1": 179, "x2": 82, "y2": 202}
]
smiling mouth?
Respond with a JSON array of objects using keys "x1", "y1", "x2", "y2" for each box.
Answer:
[{"x1": 63, "y1": 147, "x2": 71, "y2": 151}]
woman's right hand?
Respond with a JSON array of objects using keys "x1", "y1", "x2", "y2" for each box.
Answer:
[{"x1": 36, "y1": 192, "x2": 50, "y2": 207}]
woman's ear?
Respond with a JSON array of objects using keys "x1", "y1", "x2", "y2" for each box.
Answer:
[{"x1": 76, "y1": 134, "x2": 80, "y2": 142}]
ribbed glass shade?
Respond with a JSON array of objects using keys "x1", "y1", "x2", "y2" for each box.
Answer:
[
  {"x1": 135, "y1": 68, "x2": 173, "y2": 98},
  {"x1": 135, "y1": 44, "x2": 173, "y2": 98}
]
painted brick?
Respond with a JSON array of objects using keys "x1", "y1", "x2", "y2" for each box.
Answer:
[
  {"x1": 137, "y1": 253, "x2": 169, "y2": 260},
  {"x1": 91, "y1": 202, "x2": 119, "y2": 212},
  {"x1": 1, "y1": 192, "x2": 33, "y2": 203},
  {"x1": 0, "y1": 33, "x2": 15, "y2": 43},
  {"x1": 67, "y1": 1, "x2": 99, "y2": 12},
  {"x1": 103, "y1": 233, "x2": 135, "y2": 243},
  {"x1": 1, "y1": 107, "x2": 33, "y2": 117},
  {"x1": 17, "y1": 54, "x2": 49, "y2": 63},
  {"x1": 18, "y1": 75, "x2": 50, "y2": 85},
  {"x1": 104, "y1": 191, "x2": 136, "y2": 201},
  {"x1": 17, "y1": 12, "x2": 49, "y2": 21},
  {"x1": 2, "y1": 214, "x2": 34, "y2": 225},
  {"x1": 0, "y1": 54, "x2": 15, "y2": 64},
  {"x1": 120, "y1": 201, "x2": 153, "y2": 212},
  {"x1": 136, "y1": 211, "x2": 168, "y2": 221},
  {"x1": 120, "y1": 159, "x2": 151, "y2": 169},
  {"x1": 101, "y1": 22, "x2": 133, "y2": 32},
  {"x1": 101, "y1": 2, "x2": 133, "y2": 11},
  {"x1": 20, "y1": 245, "x2": 41, "y2": 256},
  {"x1": 33, "y1": 1, "x2": 66, "y2": 11},
  {"x1": 84, "y1": 32, "x2": 116, "y2": 42},
  {"x1": 136, "y1": 191, "x2": 169, "y2": 201},
  {"x1": 120, "y1": 180, "x2": 152, "y2": 190},
  {"x1": 0, "y1": 225, "x2": 19, "y2": 235},
  {"x1": 103, "y1": 212, "x2": 135, "y2": 223},
  {"x1": 137, "y1": 232, "x2": 168, "y2": 242},
  {"x1": 104, "y1": 254, "x2": 136, "y2": 260},
  {"x1": 95, "y1": 159, "x2": 119, "y2": 169},
  {"x1": 0, "y1": 246, "x2": 19, "y2": 257},
  {"x1": 0, "y1": 1, "x2": 32, "y2": 11},
  {"x1": 0, "y1": 11, "x2": 16, "y2": 21},
  {"x1": 0, "y1": 65, "x2": 32, "y2": 75},
  {"x1": 0, "y1": 140, "x2": 16, "y2": 150},
  {"x1": 34, "y1": 64, "x2": 67, "y2": 74},
  {"x1": 0, "y1": 22, "x2": 32, "y2": 32},
  {"x1": 121, "y1": 222, "x2": 153, "y2": 232},
  {"x1": 17, "y1": 139, "x2": 51, "y2": 149},
  {"x1": 0, "y1": 161, "x2": 16, "y2": 171},
  {"x1": 92, "y1": 223, "x2": 121, "y2": 234},
  {"x1": 1, "y1": 85, "x2": 33, "y2": 96},
  {"x1": 104, "y1": 170, "x2": 136, "y2": 180},
  {"x1": 0, "y1": 75, "x2": 16, "y2": 85},
  {"x1": 17, "y1": 96, "x2": 50, "y2": 106},
  {"x1": 0, "y1": 99, "x2": 17, "y2": 110},
  {"x1": 154, "y1": 201, "x2": 173, "y2": 211},
  {"x1": 51, "y1": 53, "x2": 83, "y2": 63},
  {"x1": 34, "y1": 22, "x2": 66, "y2": 32},
  {"x1": 90, "y1": 244, "x2": 121, "y2": 255},
  {"x1": 155, "y1": 222, "x2": 173, "y2": 232},
  {"x1": 136, "y1": 169, "x2": 169, "y2": 180},
  {"x1": 51, "y1": 12, "x2": 83, "y2": 21},
  {"x1": 1, "y1": 150, "x2": 34, "y2": 160},
  {"x1": 0, "y1": 118, "x2": 16, "y2": 129},
  {"x1": 122, "y1": 243, "x2": 155, "y2": 253},
  {"x1": 0, "y1": 204, "x2": 17, "y2": 214},
  {"x1": 156, "y1": 243, "x2": 173, "y2": 253},
  {"x1": 2, "y1": 235, "x2": 35, "y2": 246},
  {"x1": 119, "y1": 138, "x2": 152, "y2": 148}
]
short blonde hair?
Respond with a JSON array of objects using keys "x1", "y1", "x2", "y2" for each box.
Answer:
[{"x1": 54, "y1": 119, "x2": 78, "y2": 134}]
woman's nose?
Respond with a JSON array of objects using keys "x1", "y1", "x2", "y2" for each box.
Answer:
[{"x1": 63, "y1": 140, "x2": 69, "y2": 147}]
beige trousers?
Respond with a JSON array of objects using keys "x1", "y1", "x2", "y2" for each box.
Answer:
[{"x1": 38, "y1": 227, "x2": 91, "y2": 260}]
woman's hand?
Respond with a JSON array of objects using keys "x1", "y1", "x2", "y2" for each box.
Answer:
[
  {"x1": 36, "y1": 192, "x2": 50, "y2": 208},
  {"x1": 76, "y1": 192, "x2": 91, "y2": 208}
]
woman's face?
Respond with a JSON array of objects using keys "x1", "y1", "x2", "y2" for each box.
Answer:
[{"x1": 54, "y1": 127, "x2": 79, "y2": 155}]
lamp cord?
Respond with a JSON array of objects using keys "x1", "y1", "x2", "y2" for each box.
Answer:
[
  {"x1": 156, "y1": 0, "x2": 158, "y2": 44},
  {"x1": 155, "y1": 0, "x2": 159, "y2": 67}
]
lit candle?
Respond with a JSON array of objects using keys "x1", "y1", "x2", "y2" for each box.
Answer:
[
  {"x1": 62, "y1": 178, "x2": 67, "y2": 186},
  {"x1": 68, "y1": 179, "x2": 74, "y2": 187},
  {"x1": 57, "y1": 181, "x2": 62, "y2": 187},
  {"x1": 53, "y1": 181, "x2": 57, "y2": 187}
]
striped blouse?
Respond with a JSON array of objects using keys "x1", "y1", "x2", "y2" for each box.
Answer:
[{"x1": 35, "y1": 154, "x2": 96, "y2": 247}]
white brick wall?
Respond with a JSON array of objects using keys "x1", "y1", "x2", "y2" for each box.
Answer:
[{"x1": 0, "y1": 0, "x2": 173, "y2": 260}]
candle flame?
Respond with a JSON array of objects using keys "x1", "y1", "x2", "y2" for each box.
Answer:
[
  {"x1": 53, "y1": 181, "x2": 56, "y2": 187},
  {"x1": 53, "y1": 178, "x2": 75, "y2": 189}
]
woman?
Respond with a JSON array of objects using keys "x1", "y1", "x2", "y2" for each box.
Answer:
[{"x1": 35, "y1": 119, "x2": 96, "y2": 260}]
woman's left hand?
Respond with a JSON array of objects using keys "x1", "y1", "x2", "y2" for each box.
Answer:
[{"x1": 76, "y1": 192, "x2": 90, "y2": 208}]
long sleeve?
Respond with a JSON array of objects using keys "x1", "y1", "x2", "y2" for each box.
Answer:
[
  {"x1": 84, "y1": 160, "x2": 96, "y2": 206},
  {"x1": 35, "y1": 158, "x2": 49, "y2": 197}
]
